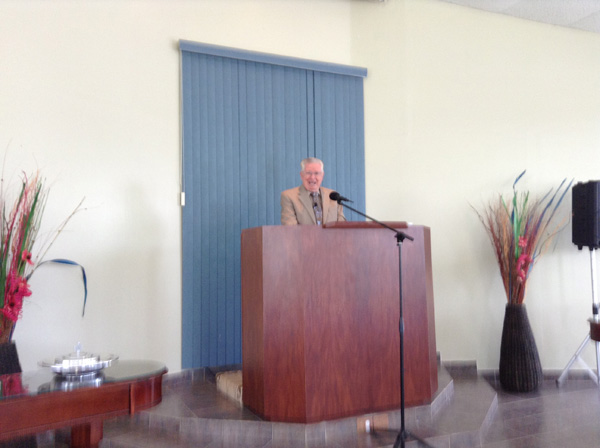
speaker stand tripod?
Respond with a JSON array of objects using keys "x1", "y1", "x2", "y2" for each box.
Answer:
[{"x1": 556, "y1": 247, "x2": 600, "y2": 386}]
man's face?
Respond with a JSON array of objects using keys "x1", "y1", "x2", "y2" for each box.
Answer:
[{"x1": 300, "y1": 162, "x2": 324, "y2": 193}]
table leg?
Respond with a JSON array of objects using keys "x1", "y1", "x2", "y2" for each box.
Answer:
[{"x1": 71, "y1": 420, "x2": 103, "y2": 448}]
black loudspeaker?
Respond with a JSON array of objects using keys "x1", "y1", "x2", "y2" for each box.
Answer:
[{"x1": 572, "y1": 181, "x2": 600, "y2": 250}]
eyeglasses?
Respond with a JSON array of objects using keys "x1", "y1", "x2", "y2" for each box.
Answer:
[{"x1": 303, "y1": 171, "x2": 323, "y2": 177}]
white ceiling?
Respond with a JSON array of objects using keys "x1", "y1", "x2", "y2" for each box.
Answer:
[{"x1": 436, "y1": 0, "x2": 600, "y2": 34}]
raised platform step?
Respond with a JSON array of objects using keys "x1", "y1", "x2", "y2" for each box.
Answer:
[{"x1": 101, "y1": 367, "x2": 498, "y2": 448}]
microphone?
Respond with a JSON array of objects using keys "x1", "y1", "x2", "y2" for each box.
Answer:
[{"x1": 329, "y1": 192, "x2": 353, "y2": 203}]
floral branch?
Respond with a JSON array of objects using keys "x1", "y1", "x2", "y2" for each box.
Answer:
[{"x1": 473, "y1": 171, "x2": 573, "y2": 305}]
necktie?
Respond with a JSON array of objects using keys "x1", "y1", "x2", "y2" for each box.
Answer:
[{"x1": 311, "y1": 192, "x2": 322, "y2": 225}]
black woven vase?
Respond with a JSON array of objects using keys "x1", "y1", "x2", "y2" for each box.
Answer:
[
  {"x1": 499, "y1": 303, "x2": 543, "y2": 392},
  {"x1": 0, "y1": 341, "x2": 22, "y2": 375}
]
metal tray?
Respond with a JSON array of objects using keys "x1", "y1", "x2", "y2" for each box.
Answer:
[{"x1": 39, "y1": 344, "x2": 118, "y2": 377}]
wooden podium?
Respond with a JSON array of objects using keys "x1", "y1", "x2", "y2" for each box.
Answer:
[{"x1": 241, "y1": 222, "x2": 437, "y2": 423}]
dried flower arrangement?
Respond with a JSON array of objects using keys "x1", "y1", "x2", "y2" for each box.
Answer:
[{"x1": 0, "y1": 171, "x2": 84, "y2": 344}]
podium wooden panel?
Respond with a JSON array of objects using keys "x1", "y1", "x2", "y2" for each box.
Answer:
[{"x1": 241, "y1": 223, "x2": 437, "y2": 423}]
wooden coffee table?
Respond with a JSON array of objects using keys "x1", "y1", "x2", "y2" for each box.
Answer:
[{"x1": 0, "y1": 359, "x2": 167, "y2": 448}]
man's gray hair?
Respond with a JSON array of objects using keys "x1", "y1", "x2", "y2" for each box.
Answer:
[{"x1": 300, "y1": 157, "x2": 324, "y2": 172}]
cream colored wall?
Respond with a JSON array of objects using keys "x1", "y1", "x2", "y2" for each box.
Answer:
[
  {"x1": 0, "y1": 0, "x2": 353, "y2": 371},
  {"x1": 352, "y1": 0, "x2": 600, "y2": 369},
  {"x1": 3, "y1": 0, "x2": 600, "y2": 374}
]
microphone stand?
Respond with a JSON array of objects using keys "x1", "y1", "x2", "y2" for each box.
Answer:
[{"x1": 333, "y1": 199, "x2": 433, "y2": 448}]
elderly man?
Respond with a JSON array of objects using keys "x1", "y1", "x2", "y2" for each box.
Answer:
[{"x1": 280, "y1": 157, "x2": 346, "y2": 225}]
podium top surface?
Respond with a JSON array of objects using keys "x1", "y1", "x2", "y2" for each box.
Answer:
[{"x1": 322, "y1": 221, "x2": 409, "y2": 229}]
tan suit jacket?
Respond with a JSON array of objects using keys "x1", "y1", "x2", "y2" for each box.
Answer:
[{"x1": 280, "y1": 185, "x2": 346, "y2": 225}]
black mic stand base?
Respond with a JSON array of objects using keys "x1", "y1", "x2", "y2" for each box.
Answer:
[
  {"x1": 369, "y1": 427, "x2": 433, "y2": 448},
  {"x1": 393, "y1": 429, "x2": 434, "y2": 448}
]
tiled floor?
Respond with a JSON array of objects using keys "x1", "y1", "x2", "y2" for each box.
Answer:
[
  {"x1": 23, "y1": 368, "x2": 600, "y2": 447},
  {"x1": 481, "y1": 374, "x2": 600, "y2": 448}
]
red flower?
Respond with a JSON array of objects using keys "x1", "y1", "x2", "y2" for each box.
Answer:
[
  {"x1": 21, "y1": 251, "x2": 33, "y2": 266},
  {"x1": 518, "y1": 237, "x2": 528, "y2": 249},
  {"x1": 516, "y1": 253, "x2": 533, "y2": 283},
  {"x1": 1, "y1": 273, "x2": 32, "y2": 322}
]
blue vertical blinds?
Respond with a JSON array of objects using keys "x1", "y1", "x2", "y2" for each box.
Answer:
[
  {"x1": 181, "y1": 41, "x2": 367, "y2": 368},
  {"x1": 314, "y1": 71, "x2": 366, "y2": 219}
]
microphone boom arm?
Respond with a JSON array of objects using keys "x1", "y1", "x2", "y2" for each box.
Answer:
[{"x1": 336, "y1": 200, "x2": 413, "y2": 243}]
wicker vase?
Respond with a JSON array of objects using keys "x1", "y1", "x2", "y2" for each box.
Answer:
[
  {"x1": 0, "y1": 316, "x2": 14, "y2": 345},
  {"x1": 0, "y1": 340, "x2": 22, "y2": 375},
  {"x1": 499, "y1": 303, "x2": 543, "y2": 392}
]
